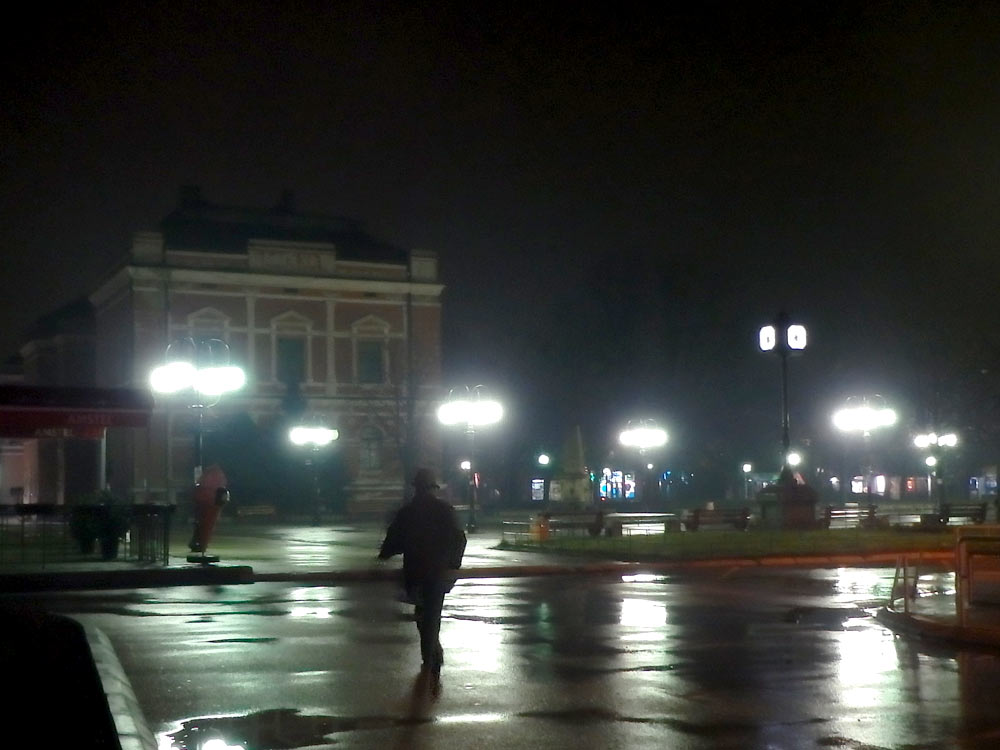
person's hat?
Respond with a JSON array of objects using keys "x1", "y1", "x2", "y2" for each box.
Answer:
[{"x1": 412, "y1": 468, "x2": 440, "y2": 489}]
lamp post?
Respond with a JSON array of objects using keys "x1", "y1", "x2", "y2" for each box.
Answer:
[
  {"x1": 289, "y1": 424, "x2": 339, "y2": 524},
  {"x1": 618, "y1": 419, "x2": 668, "y2": 505},
  {"x1": 537, "y1": 453, "x2": 551, "y2": 503},
  {"x1": 758, "y1": 311, "x2": 807, "y2": 470},
  {"x1": 149, "y1": 338, "x2": 246, "y2": 486},
  {"x1": 742, "y1": 462, "x2": 753, "y2": 500},
  {"x1": 437, "y1": 385, "x2": 503, "y2": 532},
  {"x1": 150, "y1": 337, "x2": 245, "y2": 563},
  {"x1": 914, "y1": 431, "x2": 957, "y2": 505},
  {"x1": 832, "y1": 396, "x2": 897, "y2": 497}
]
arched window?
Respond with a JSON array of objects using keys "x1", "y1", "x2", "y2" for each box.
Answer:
[{"x1": 360, "y1": 426, "x2": 383, "y2": 471}]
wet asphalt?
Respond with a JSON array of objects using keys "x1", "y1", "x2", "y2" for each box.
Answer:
[
  {"x1": 13, "y1": 564, "x2": 1000, "y2": 750},
  {"x1": 3, "y1": 521, "x2": 1000, "y2": 749}
]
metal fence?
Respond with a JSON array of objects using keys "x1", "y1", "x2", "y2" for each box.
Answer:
[{"x1": 0, "y1": 504, "x2": 175, "y2": 566}]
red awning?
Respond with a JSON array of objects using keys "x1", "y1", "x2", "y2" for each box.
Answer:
[{"x1": 0, "y1": 386, "x2": 153, "y2": 439}]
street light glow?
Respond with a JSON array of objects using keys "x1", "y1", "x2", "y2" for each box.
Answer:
[
  {"x1": 786, "y1": 451, "x2": 802, "y2": 467},
  {"x1": 288, "y1": 426, "x2": 339, "y2": 447},
  {"x1": 758, "y1": 325, "x2": 776, "y2": 352},
  {"x1": 915, "y1": 432, "x2": 958, "y2": 449},
  {"x1": 150, "y1": 360, "x2": 245, "y2": 397},
  {"x1": 460, "y1": 460, "x2": 472, "y2": 471},
  {"x1": 925, "y1": 455, "x2": 938, "y2": 467},
  {"x1": 537, "y1": 453, "x2": 550, "y2": 466},
  {"x1": 742, "y1": 462, "x2": 752, "y2": 473},
  {"x1": 619, "y1": 425, "x2": 668, "y2": 450},
  {"x1": 194, "y1": 365, "x2": 247, "y2": 396},
  {"x1": 437, "y1": 397, "x2": 503, "y2": 427},
  {"x1": 786, "y1": 324, "x2": 807, "y2": 350},
  {"x1": 149, "y1": 360, "x2": 197, "y2": 393},
  {"x1": 832, "y1": 405, "x2": 898, "y2": 434}
]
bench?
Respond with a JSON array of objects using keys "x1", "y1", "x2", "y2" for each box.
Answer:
[
  {"x1": 921, "y1": 503, "x2": 988, "y2": 528},
  {"x1": 235, "y1": 504, "x2": 276, "y2": 520},
  {"x1": 823, "y1": 504, "x2": 877, "y2": 529},
  {"x1": 603, "y1": 512, "x2": 680, "y2": 536},
  {"x1": 686, "y1": 507, "x2": 749, "y2": 531},
  {"x1": 540, "y1": 512, "x2": 606, "y2": 537}
]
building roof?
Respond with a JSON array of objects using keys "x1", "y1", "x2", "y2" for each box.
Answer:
[
  {"x1": 160, "y1": 187, "x2": 409, "y2": 264},
  {"x1": 23, "y1": 297, "x2": 95, "y2": 342}
]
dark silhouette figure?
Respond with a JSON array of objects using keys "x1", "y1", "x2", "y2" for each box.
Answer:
[{"x1": 379, "y1": 468, "x2": 467, "y2": 675}]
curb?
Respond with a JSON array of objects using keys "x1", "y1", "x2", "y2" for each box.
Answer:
[
  {"x1": 876, "y1": 606, "x2": 1000, "y2": 650},
  {"x1": 0, "y1": 565, "x2": 255, "y2": 593},
  {"x1": 0, "y1": 551, "x2": 956, "y2": 591},
  {"x1": 77, "y1": 621, "x2": 158, "y2": 750}
]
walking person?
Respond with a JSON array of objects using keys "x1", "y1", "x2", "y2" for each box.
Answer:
[{"x1": 379, "y1": 468, "x2": 467, "y2": 675}]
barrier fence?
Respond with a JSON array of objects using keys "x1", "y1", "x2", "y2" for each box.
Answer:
[{"x1": 0, "y1": 504, "x2": 175, "y2": 566}]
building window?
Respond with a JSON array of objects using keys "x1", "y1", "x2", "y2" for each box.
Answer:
[
  {"x1": 356, "y1": 340, "x2": 385, "y2": 384},
  {"x1": 276, "y1": 337, "x2": 306, "y2": 385},
  {"x1": 360, "y1": 426, "x2": 382, "y2": 471}
]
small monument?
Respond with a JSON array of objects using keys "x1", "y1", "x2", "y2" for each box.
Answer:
[
  {"x1": 757, "y1": 466, "x2": 818, "y2": 529},
  {"x1": 549, "y1": 426, "x2": 593, "y2": 510}
]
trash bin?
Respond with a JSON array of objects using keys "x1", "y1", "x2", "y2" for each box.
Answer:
[{"x1": 531, "y1": 513, "x2": 550, "y2": 541}]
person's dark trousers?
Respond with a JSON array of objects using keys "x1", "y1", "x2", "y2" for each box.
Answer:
[{"x1": 412, "y1": 580, "x2": 448, "y2": 671}]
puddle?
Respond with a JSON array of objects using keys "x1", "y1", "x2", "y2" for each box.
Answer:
[
  {"x1": 206, "y1": 637, "x2": 278, "y2": 644},
  {"x1": 162, "y1": 708, "x2": 431, "y2": 749},
  {"x1": 784, "y1": 606, "x2": 870, "y2": 629}
]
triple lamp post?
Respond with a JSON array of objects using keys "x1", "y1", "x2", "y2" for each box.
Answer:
[
  {"x1": 618, "y1": 420, "x2": 668, "y2": 504},
  {"x1": 289, "y1": 424, "x2": 339, "y2": 523},
  {"x1": 437, "y1": 386, "x2": 503, "y2": 532},
  {"x1": 149, "y1": 338, "x2": 245, "y2": 563},
  {"x1": 914, "y1": 431, "x2": 958, "y2": 504}
]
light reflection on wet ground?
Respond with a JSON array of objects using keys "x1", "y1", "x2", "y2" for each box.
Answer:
[{"x1": 20, "y1": 565, "x2": 1000, "y2": 749}]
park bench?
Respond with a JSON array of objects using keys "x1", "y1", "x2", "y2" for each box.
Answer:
[
  {"x1": 542, "y1": 511, "x2": 606, "y2": 537},
  {"x1": 685, "y1": 507, "x2": 750, "y2": 531},
  {"x1": 603, "y1": 512, "x2": 680, "y2": 536},
  {"x1": 823, "y1": 504, "x2": 877, "y2": 529},
  {"x1": 921, "y1": 502, "x2": 988, "y2": 528}
]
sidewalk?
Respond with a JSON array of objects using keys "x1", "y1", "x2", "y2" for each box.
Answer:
[{"x1": 2, "y1": 517, "x2": 999, "y2": 649}]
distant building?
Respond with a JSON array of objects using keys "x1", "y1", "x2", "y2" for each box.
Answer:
[
  {"x1": 7, "y1": 299, "x2": 101, "y2": 504},
  {"x1": 13, "y1": 188, "x2": 444, "y2": 515}
]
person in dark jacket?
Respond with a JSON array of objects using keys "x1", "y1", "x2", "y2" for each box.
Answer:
[{"x1": 379, "y1": 468, "x2": 467, "y2": 674}]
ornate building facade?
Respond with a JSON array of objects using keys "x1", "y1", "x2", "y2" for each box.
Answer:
[{"x1": 88, "y1": 188, "x2": 443, "y2": 514}]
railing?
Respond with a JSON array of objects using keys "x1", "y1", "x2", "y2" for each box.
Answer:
[
  {"x1": 954, "y1": 525, "x2": 1000, "y2": 627},
  {"x1": 0, "y1": 504, "x2": 175, "y2": 566}
]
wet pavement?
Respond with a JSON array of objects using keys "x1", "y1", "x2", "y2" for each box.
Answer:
[
  {"x1": 17, "y1": 567, "x2": 1000, "y2": 749},
  {"x1": 4, "y1": 519, "x2": 1000, "y2": 748}
]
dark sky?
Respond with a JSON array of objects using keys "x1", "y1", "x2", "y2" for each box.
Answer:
[{"x1": 4, "y1": 1, "x2": 1000, "y2": 471}]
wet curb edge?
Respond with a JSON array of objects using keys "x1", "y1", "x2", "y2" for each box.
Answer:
[{"x1": 75, "y1": 620, "x2": 158, "y2": 750}]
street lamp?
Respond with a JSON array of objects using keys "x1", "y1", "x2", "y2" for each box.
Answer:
[
  {"x1": 288, "y1": 423, "x2": 339, "y2": 523},
  {"x1": 832, "y1": 396, "x2": 897, "y2": 497},
  {"x1": 618, "y1": 419, "x2": 668, "y2": 505},
  {"x1": 149, "y1": 338, "x2": 246, "y2": 485},
  {"x1": 536, "y1": 453, "x2": 551, "y2": 503},
  {"x1": 742, "y1": 462, "x2": 753, "y2": 500},
  {"x1": 758, "y1": 311, "x2": 807, "y2": 470},
  {"x1": 437, "y1": 385, "x2": 503, "y2": 532},
  {"x1": 914, "y1": 431, "x2": 958, "y2": 504}
]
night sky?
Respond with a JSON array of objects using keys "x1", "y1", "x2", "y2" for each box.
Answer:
[{"x1": 4, "y1": 2, "x2": 1000, "y2": 477}]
